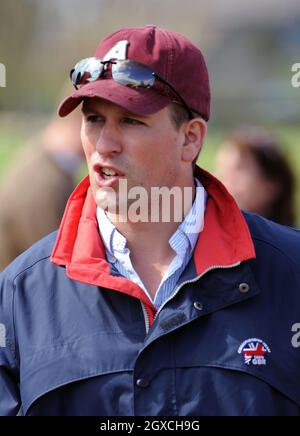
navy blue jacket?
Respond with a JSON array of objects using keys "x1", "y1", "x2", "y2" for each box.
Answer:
[{"x1": 1, "y1": 169, "x2": 300, "y2": 416}]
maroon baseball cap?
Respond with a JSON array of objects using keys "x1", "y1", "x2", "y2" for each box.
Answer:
[{"x1": 58, "y1": 25, "x2": 211, "y2": 120}]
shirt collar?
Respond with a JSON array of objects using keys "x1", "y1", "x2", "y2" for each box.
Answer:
[
  {"x1": 97, "y1": 178, "x2": 207, "y2": 259},
  {"x1": 97, "y1": 208, "x2": 127, "y2": 255},
  {"x1": 176, "y1": 178, "x2": 207, "y2": 251}
]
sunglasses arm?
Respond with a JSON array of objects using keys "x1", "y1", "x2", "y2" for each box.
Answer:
[{"x1": 153, "y1": 73, "x2": 194, "y2": 120}]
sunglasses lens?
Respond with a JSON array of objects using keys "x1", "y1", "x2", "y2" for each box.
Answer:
[
  {"x1": 71, "y1": 57, "x2": 103, "y2": 86},
  {"x1": 112, "y1": 60, "x2": 155, "y2": 87}
]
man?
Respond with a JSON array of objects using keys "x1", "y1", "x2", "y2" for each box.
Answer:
[{"x1": 0, "y1": 25, "x2": 300, "y2": 416}]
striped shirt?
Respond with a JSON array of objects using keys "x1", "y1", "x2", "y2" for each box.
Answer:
[{"x1": 97, "y1": 179, "x2": 207, "y2": 309}]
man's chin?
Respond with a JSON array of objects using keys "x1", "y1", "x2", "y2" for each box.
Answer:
[
  {"x1": 95, "y1": 187, "x2": 131, "y2": 215},
  {"x1": 95, "y1": 187, "x2": 116, "y2": 210}
]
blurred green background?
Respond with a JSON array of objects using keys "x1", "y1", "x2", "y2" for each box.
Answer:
[{"x1": 1, "y1": 0, "x2": 300, "y2": 223}]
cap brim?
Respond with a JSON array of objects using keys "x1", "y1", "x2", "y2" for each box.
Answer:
[{"x1": 58, "y1": 79, "x2": 171, "y2": 117}]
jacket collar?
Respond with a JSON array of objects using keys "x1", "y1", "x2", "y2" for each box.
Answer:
[
  {"x1": 51, "y1": 166, "x2": 256, "y2": 320},
  {"x1": 193, "y1": 166, "x2": 255, "y2": 275}
]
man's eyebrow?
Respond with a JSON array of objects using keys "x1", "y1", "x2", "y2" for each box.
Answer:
[
  {"x1": 81, "y1": 104, "x2": 145, "y2": 119},
  {"x1": 122, "y1": 110, "x2": 147, "y2": 119}
]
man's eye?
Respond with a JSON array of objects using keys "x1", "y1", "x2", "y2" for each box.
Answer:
[
  {"x1": 86, "y1": 115, "x2": 102, "y2": 123},
  {"x1": 123, "y1": 117, "x2": 144, "y2": 125}
]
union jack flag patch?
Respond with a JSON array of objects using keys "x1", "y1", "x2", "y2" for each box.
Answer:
[{"x1": 238, "y1": 338, "x2": 271, "y2": 366}]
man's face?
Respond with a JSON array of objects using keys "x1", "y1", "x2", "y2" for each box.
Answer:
[{"x1": 80, "y1": 98, "x2": 187, "y2": 213}]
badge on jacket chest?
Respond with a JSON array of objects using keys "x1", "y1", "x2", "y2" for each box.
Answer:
[{"x1": 238, "y1": 338, "x2": 271, "y2": 366}]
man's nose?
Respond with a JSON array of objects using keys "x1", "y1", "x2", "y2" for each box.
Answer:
[{"x1": 95, "y1": 123, "x2": 122, "y2": 155}]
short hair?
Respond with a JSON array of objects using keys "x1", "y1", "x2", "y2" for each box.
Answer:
[{"x1": 169, "y1": 102, "x2": 191, "y2": 129}]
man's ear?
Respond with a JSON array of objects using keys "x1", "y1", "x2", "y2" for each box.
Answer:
[{"x1": 181, "y1": 118, "x2": 207, "y2": 163}]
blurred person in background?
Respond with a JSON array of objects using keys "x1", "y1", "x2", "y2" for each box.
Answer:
[
  {"x1": 0, "y1": 110, "x2": 84, "y2": 271},
  {"x1": 215, "y1": 127, "x2": 296, "y2": 226}
]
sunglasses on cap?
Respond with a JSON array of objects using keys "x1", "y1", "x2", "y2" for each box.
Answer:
[{"x1": 70, "y1": 57, "x2": 195, "y2": 120}]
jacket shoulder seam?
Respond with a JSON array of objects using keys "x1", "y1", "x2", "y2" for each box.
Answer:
[{"x1": 11, "y1": 255, "x2": 52, "y2": 284}]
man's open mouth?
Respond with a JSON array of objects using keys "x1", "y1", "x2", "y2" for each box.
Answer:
[
  {"x1": 93, "y1": 164, "x2": 125, "y2": 186},
  {"x1": 101, "y1": 167, "x2": 120, "y2": 180}
]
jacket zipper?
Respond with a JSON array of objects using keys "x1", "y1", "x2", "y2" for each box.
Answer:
[
  {"x1": 154, "y1": 261, "x2": 242, "y2": 321},
  {"x1": 140, "y1": 261, "x2": 241, "y2": 332},
  {"x1": 140, "y1": 301, "x2": 150, "y2": 334}
]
